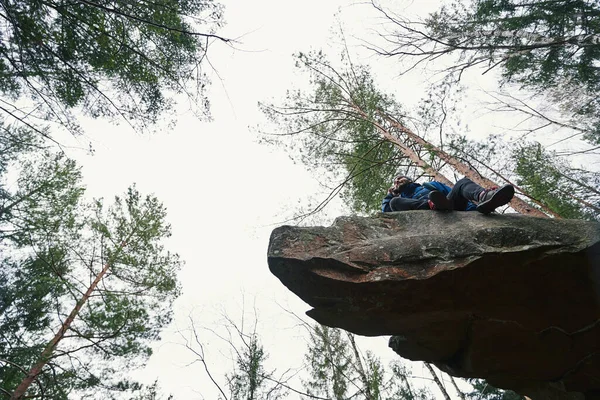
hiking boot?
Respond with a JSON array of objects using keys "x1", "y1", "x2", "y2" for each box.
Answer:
[
  {"x1": 428, "y1": 190, "x2": 453, "y2": 211},
  {"x1": 476, "y1": 184, "x2": 515, "y2": 214}
]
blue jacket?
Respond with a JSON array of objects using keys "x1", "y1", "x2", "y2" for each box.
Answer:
[{"x1": 381, "y1": 181, "x2": 476, "y2": 212}]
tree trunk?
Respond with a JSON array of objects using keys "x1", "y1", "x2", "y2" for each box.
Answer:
[
  {"x1": 424, "y1": 363, "x2": 452, "y2": 400},
  {"x1": 346, "y1": 333, "x2": 374, "y2": 400},
  {"x1": 10, "y1": 242, "x2": 127, "y2": 400},
  {"x1": 381, "y1": 112, "x2": 551, "y2": 218},
  {"x1": 350, "y1": 105, "x2": 455, "y2": 187},
  {"x1": 448, "y1": 374, "x2": 466, "y2": 400}
]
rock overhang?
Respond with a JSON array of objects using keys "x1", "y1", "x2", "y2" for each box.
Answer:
[{"x1": 268, "y1": 211, "x2": 600, "y2": 399}]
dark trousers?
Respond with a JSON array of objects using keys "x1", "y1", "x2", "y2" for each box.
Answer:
[
  {"x1": 389, "y1": 178, "x2": 484, "y2": 212},
  {"x1": 448, "y1": 177, "x2": 484, "y2": 211},
  {"x1": 389, "y1": 196, "x2": 429, "y2": 211}
]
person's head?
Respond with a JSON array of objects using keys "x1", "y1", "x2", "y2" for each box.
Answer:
[{"x1": 393, "y1": 175, "x2": 411, "y2": 187}]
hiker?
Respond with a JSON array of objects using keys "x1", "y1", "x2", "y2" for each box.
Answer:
[{"x1": 382, "y1": 175, "x2": 515, "y2": 214}]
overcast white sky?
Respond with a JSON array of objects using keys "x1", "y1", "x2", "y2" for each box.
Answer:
[{"x1": 52, "y1": 0, "x2": 596, "y2": 398}]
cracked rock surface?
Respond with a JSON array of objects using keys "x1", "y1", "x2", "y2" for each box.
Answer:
[{"x1": 267, "y1": 211, "x2": 600, "y2": 399}]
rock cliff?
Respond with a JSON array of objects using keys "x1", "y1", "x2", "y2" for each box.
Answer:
[{"x1": 267, "y1": 211, "x2": 600, "y2": 400}]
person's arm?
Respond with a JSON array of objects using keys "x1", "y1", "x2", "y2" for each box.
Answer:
[
  {"x1": 382, "y1": 192, "x2": 395, "y2": 212},
  {"x1": 425, "y1": 181, "x2": 451, "y2": 196},
  {"x1": 399, "y1": 182, "x2": 420, "y2": 198}
]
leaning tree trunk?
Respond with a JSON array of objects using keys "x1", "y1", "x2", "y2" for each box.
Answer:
[
  {"x1": 10, "y1": 241, "x2": 128, "y2": 400},
  {"x1": 424, "y1": 363, "x2": 452, "y2": 400},
  {"x1": 379, "y1": 111, "x2": 554, "y2": 218},
  {"x1": 346, "y1": 333, "x2": 375, "y2": 400}
]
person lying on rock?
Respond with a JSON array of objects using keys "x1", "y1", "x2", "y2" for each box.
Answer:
[{"x1": 381, "y1": 175, "x2": 515, "y2": 214}]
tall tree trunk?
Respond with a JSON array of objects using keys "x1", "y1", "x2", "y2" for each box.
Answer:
[
  {"x1": 348, "y1": 102, "x2": 552, "y2": 217},
  {"x1": 11, "y1": 242, "x2": 127, "y2": 400},
  {"x1": 448, "y1": 374, "x2": 467, "y2": 400},
  {"x1": 424, "y1": 363, "x2": 452, "y2": 400},
  {"x1": 346, "y1": 333, "x2": 374, "y2": 400},
  {"x1": 380, "y1": 112, "x2": 551, "y2": 218},
  {"x1": 350, "y1": 105, "x2": 455, "y2": 187},
  {"x1": 320, "y1": 327, "x2": 345, "y2": 400}
]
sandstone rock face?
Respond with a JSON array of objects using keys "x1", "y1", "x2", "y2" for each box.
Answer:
[{"x1": 267, "y1": 211, "x2": 600, "y2": 400}]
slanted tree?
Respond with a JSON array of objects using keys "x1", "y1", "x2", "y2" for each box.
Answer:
[
  {"x1": 443, "y1": 129, "x2": 600, "y2": 220},
  {"x1": 260, "y1": 51, "x2": 549, "y2": 218},
  {"x1": 260, "y1": 51, "x2": 454, "y2": 217},
  {"x1": 0, "y1": 137, "x2": 182, "y2": 399}
]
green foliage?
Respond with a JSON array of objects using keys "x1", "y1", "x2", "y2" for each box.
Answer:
[
  {"x1": 227, "y1": 333, "x2": 284, "y2": 400},
  {"x1": 260, "y1": 51, "x2": 406, "y2": 215},
  {"x1": 446, "y1": 133, "x2": 600, "y2": 219},
  {"x1": 304, "y1": 325, "x2": 352, "y2": 400},
  {"x1": 466, "y1": 379, "x2": 524, "y2": 400},
  {"x1": 0, "y1": 254, "x2": 74, "y2": 399},
  {"x1": 512, "y1": 142, "x2": 599, "y2": 220},
  {"x1": 129, "y1": 380, "x2": 174, "y2": 400},
  {"x1": 302, "y1": 324, "x2": 431, "y2": 400},
  {"x1": 0, "y1": 0, "x2": 225, "y2": 133},
  {"x1": 424, "y1": 0, "x2": 600, "y2": 143},
  {"x1": 385, "y1": 360, "x2": 430, "y2": 400},
  {"x1": 0, "y1": 128, "x2": 182, "y2": 398}
]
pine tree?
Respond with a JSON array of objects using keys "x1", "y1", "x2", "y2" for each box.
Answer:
[
  {"x1": 228, "y1": 333, "x2": 285, "y2": 400},
  {"x1": 1, "y1": 130, "x2": 182, "y2": 399},
  {"x1": 0, "y1": 0, "x2": 228, "y2": 134},
  {"x1": 260, "y1": 51, "x2": 548, "y2": 218},
  {"x1": 302, "y1": 324, "x2": 431, "y2": 400},
  {"x1": 371, "y1": 0, "x2": 600, "y2": 144},
  {"x1": 512, "y1": 142, "x2": 599, "y2": 220},
  {"x1": 184, "y1": 311, "x2": 287, "y2": 400},
  {"x1": 303, "y1": 325, "x2": 352, "y2": 400}
]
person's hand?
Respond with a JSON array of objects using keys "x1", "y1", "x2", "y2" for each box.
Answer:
[{"x1": 388, "y1": 186, "x2": 398, "y2": 196}]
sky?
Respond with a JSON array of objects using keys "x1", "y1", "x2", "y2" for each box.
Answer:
[
  {"x1": 48, "y1": 0, "x2": 596, "y2": 399},
  {"x1": 57, "y1": 1, "x2": 418, "y2": 398}
]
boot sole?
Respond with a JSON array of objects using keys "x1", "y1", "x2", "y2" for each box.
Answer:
[
  {"x1": 476, "y1": 185, "x2": 515, "y2": 214},
  {"x1": 429, "y1": 190, "x2": 453, "y2": 211}
]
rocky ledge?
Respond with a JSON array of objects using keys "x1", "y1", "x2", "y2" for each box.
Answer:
[{"x1": 267, "y1": 211, "x2": 600, "y2": 400}]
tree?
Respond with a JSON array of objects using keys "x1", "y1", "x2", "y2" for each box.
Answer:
[
  {"x1": 446, "y1": 130, "x2": 600, "y2": 221},
  {"x1": 303, "y1": 325, "x2": 352, "y2": 400},
  {"x1": 183, "y1": 311, "x2": 288, "y2": 400},
  {"x1": 260, "y1": 50, "x2": 405, "y2": 216},
  {"x1": 370, "y1": 0, "x2": 600, "y2": 144},
  {"x1": 386, "y1": 360, "x2": 430, "y2": 400},
  {"x1": 0, "y1": 136, "x2": 182, "y2": 399},
  {"x1": 228, "y1": 333, "x2": 284, "y2": 400},
  {"x1": 466, "y1": 379, "x2": 524, "y2": 400},
  {"x1": 302, "y1": 323, "x2": 433, "y2": 400},
  {"x1": 260, "y1": 50, "x2": 453, "y2": 217},
  {"x1": 512, "y1": 142, "x2": 600, "y2": 220},
  {"x1": 260, "y1": 51, "x2": 549, "y2": 219},
  {"x1": 129, "y1": 380, "x2": 174, "y2": 400},
  {"x1": 0, "y1": 0, "x2": 228, "y2": 135}
]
